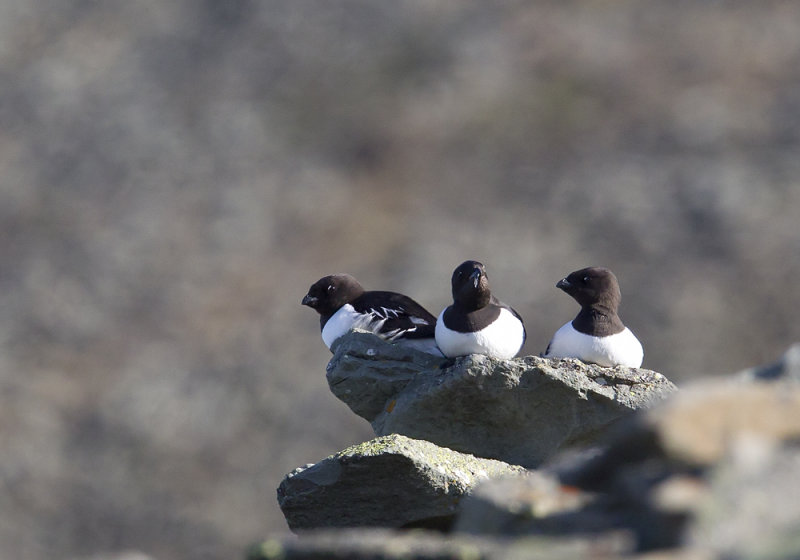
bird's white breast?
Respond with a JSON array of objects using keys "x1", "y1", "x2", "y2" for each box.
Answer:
[
  {"x1": 435, "y1": 307, "x2": 525, "y2": 359},
  {"x1": 321, "y1": 304, "x2": 384, "y2": 349},
  {"x1": 545, "y1": 322, "x2": 643, "y2": 368}
]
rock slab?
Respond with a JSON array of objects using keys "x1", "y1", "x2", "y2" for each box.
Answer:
[
  {"x1": 269, "y1": 344, "x2": 800, "y2": 558},
  {"x1": 277, "y1": 434, "x2": 527, "y2": 532},
  {"x1": 327, "y1": 331, "x2": 677, "y2": 468},
  {"x1": 249, "y1": 528, "x2": 633, "y2": 560}
]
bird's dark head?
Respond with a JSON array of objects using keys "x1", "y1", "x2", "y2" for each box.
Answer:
[
  {"x1": 450, "y1": 260, "x2": 491, "y2": 310},
  {"x1": 302, "y1": 274, "x2": 365, "y2": 316},
  {"x1": 556, "y1": 267, "x2": 621, "y2": 310}
]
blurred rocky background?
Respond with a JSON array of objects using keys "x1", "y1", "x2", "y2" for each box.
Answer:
[{"x1": 1, "y1": 1, "x2": 799, "y2": 559}]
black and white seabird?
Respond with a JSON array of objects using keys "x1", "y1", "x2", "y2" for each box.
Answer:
[
  {"x1": 435, "y1": 260, "x2": 526, "y2": 359},
  {"x1": 543, "y1": 267, "x2": 643, "y2": 368},
  {"x1": 302, "y1": 273, "x2": 442, "y2": 355}
]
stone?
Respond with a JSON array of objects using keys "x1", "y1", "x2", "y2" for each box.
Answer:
[
  {"x1": 248, "y1": 529, "x2": 496, "y2": 560},
  {"x1": 248, "y1": 528, "x2": 633, "y2": 560},
  {"x1": 277, "y1": 434, "x2": 527, "y2": 532},
  {"x1": 327, "y1": 331, "x2": 677, "y2": 468}
]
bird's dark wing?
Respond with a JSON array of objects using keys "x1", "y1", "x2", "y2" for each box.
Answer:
[{"x1": 355, "y1": 291, "x2": 437, "y2": 340}]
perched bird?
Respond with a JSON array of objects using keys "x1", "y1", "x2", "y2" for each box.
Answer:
[
  {"x1": 435, "y1": 260, "x2": 526, "y2": 359},
  {"x1": 543, "y1": 267, "x2": 643, "y2": 368},
  {"x1": 302, "y1": 273, "x2": 442, "y2": 355}
]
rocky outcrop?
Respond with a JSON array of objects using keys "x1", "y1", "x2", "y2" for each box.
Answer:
[
  {"x1": 269, "y1": 343, "x2": 800, "y2": 559},
  {"x1": 277, "y1": 434, "x2": 527, "y2": 532},
  {"x1": 278, "y1": 332, "x2": 677, "y2": 536},
  {"x1": 327, "y1": 331, "x2": 677, "y2": 468}
]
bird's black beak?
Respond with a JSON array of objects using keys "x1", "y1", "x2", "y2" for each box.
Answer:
[
  {"x1": 301, "y1": 294, "x2": 318, "y2": 307},
  {"x1": 469, "y1": 269, "x2": 481, "y2": 288},
  {"x1": 556, "y1": 278, "x2": 570, "y2": 291}
]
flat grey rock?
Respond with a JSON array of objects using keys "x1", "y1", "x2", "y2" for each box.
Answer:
[
  {"x1": 249, "y1": 528, "x2": 633, "y2": 560},
  {"x1": 277, "y1": 434, "x2": 527, "y2": 532},
  {"x1": 327, "y1": 331, "x2": 677, "y2": 468}
]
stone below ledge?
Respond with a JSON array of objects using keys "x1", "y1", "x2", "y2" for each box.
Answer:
[{"x1": 277, "y1": 434, "x2": 527, "y2": 532}]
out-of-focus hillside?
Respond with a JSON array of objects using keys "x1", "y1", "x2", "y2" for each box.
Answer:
[{"x1": 1, "y1": 2, "x2": 799, "y2": 559}]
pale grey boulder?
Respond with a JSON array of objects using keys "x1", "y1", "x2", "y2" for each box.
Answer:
[
  {"x1": 277, "y1": 434, "x2": 527, "y2": 532},
  {"x1": 327, "y1": 331, "x2": 677, "y2": 468}
]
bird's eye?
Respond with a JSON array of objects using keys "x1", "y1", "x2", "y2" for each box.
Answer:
[
  {"x1": 582, "y1": 276, "x2": 590, "y2": 283},
  {"x1": 327, "y1": 284, "x2": 335, "y2": 292}
]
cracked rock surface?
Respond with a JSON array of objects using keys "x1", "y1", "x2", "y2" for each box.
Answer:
[{"x1": 327, "y1": 331, "x2": 677, "y2": 467}]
